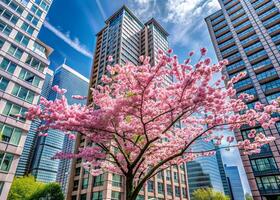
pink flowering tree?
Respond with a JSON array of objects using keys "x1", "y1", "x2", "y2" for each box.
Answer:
[{"x1": 27, "y1": 49, "x2": 279, "y2": 200}]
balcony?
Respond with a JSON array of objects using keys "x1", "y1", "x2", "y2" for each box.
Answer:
[
  {"x1": 263, "y1": 14, "x2": 280, "y2": 29},
  {"x1": 211, "y1": 15, "x2": 225, "y2": 26},
  {"x1": 230, "y1": 9, "x2": 245, "y2": 21},
  {"x1": 214, "y1": 26, "x2": 230, "y2": 37},
  {"x1": 238, "y1": 27, "x2": 255, "y2": 40},
  {"x1": 259, "y1": 188, "x2": 280, "y2": 196},
  {"x1": 218, "y1": 38, "x2": 235, "y2": 51},
  {"x1": 224, "y1": 0, "x2": 239, "y2": 10},
  {"x1": 261, "y1": 79, "x2": 280, "y2": 94},
  {"x1": 267, "y1": 24, "x2": 280, "y2": 36},
  {"x1": 244, "y1": 42, "x2": 263, "y2": 56},
  {"x1": 232, "y1": 14, "x2": 248, "y2": 27},
  {"x1": 221, "y1": 45, "x2": 238, "y2": 57},
  {"x1": 252, "y1": 59, "x2": 273, "y2": 73},
  {"x1": 272, "y1": 34, "x2": 280, "y2": 45},
  {"x1": 235, "y1": 21, "x2": 252, "y2": 33},
  {"x1": 253, "y1": 0, "x2": 272, "y2": 12},
  {"x1": 257, "y1": 69, "x2": 279, "y2": 84},
  {"x1": 227, "y1": 3, "x2": 242, "y2": 15},
  {"x1": 259, "y1": 7, "x2": 279, "y2": 21},
  {"x1": 225, "y1": 52, "x2": 241, "y2": 63},
  {"x1": 217, "y1": 32, "x2": 232, "y2": 44},
  {"x1": 253, "y1": 169, "x2": 280, "y2": 177},
  {"x1": 248, "y1": 49, "x2": 268, "y2": 64},
  {"x1": 226, "y1": 60, "x2": 246, "y2": 74},
  {"x1": 213, "y1": 20, "x2": 228, "y2": 32},
  {"x1": 241, "y1": 35, "x2": 259, "y2": 47}
]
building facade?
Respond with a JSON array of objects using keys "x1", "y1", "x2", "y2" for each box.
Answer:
[
  {"x1": 68, "y1": 5, "x2": 189, "y2": 200},
  {"x1": 0, "y1": 0, "x2": 52, "y2": 198},
  {"x1": 186, "y1": 140, "x2": 225, "y2": 198},
  {"x1": 15, "y1": 67, "x2": 53, "y2": 177},
  {"x1": 206, "y1": 0, "x2": 280, "y2": 199},
  {"x1": 224, "y1": 165, "x2": 245, "y2": 200},
  {"x1": 16, "y1": 64, "x2": 88, "y2": 195}
]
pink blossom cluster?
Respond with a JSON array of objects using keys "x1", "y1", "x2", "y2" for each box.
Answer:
[{"x1": 26, "y1": 48, "x2": 279, "y2": 189}]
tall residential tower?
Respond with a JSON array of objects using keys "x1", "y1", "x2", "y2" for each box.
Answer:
[
  {"x1": 206, "y1": 0, "x2": 280, "y2": 199},
  {"x1": 68, "y1": 5, "x2": 189, "y2": 200},
  {"x1": 0, "y1": 0, "x2": 52, "y2": 198}
]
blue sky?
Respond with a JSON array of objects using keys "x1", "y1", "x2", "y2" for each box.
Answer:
[{"x1": 38, "y1": 0, "x2": 251, "y2": 194}]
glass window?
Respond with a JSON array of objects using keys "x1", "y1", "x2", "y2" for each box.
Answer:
[
  {"x1": 0, "y1": 20, "x2": 12, "y2": 35},
  {"x1": 0, "y1": 123, "x2": 22, "y2": 145},
  {"x1": 8, "y1": 44, "x2": 23, "y2": 59},
  {"x1": 80, "y1": 194, "x2": 86, "y2": 200},
  {"x1": 174, "y1": 171, "x2": 179, "y2": 183},
  {"x1": 166, "y1": 170, "x2": 171, "y2": 181},
  {"x1": 92, "y1": 191, "x2": 103, "y2": 200},
  {"x1": 2, "y1": 0, "x2": 23, "y2": 14},
  {"x1": 175, "y1": 186, "x2": 180, "y2": 197},
  {"x1": 256, "y1": 175, "x2": 280, "y2": 192},
  {"x1": 73, "y1": 180, "x2": 79, "y2": 191},
  {"x1": 112, "y1": 174, "x2": 122, "y2": 187},
  {"x1": 82, "y1": 178, "x2": 88, "y2": 189},
  {"x1": 0, "y1": 152, "x2": 13, "y2": 172},
  {"x1": 15, "y1": 32, "x2": 30, "y2": 46},
  {"x1": 93, "y1": 174, "x2": 103, "y2": 187},
  {"x1": 31, "y1": 5, "x2": 43, "y2": 17},
  {"x1": 0, "y1": 58, "x2": 16, "y2": 74},
  {"x1": 19, "y1": 68, "x2": 41, "y2": 87},
  {"x1": 25, "y1": 55, "x2": 45, "y2": 72},
  {"x1": 111, "y1": 191, "x2": 121, "y2": 200},
  {"x1": 2, "y1": 101, "x2": 27, "y2": 121},
  {"x1": 0, "y1": 6, "x2": 19, "y2": 24},
  {"x1": 251, "y1": 157, "x2": 278, "y2": 172},
  {"x1": 26, "y1": 13, "x2": 39, "y2": 26},
  {"x1": 167, "y1": 184, "x2": 172, "y2": 195},
  {"x1": 35, "y1": 0, "x2": 50, "y2": 11},
  {"x1": 148, "y1": 180, "x2": 154, "y2": 192},
  {"x1": 157, "y1": 182, "x2": 164, "y2": 194},
  {"x1": 12, "y1": 84, "x2": 35, "y2": 103},
  {"x1": 0, "y1": 76, "x2": 9, "y2": 91},
  {"x1": 21, "y1": 22, "x2": 35, "y2": 35},
  {"x1": 136, "y1": 195, "x2": 144, "y2": 200}
]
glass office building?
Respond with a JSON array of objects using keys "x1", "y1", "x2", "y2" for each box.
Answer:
[
  {"x1": 16, "y1": 64, "x2": 89, "y2": 195},
  {"x1": 224, "y1": 165, "x2": 245, "y2": 200},
  {"x1": 68, "y1": 5, "x2": 189, "y2": 200},
  {"x1": 0, "y1": 0, "x2": 52, "y2": 198},
  {"x1": 186, "y1": 140, "x2": 225, "y2": 198},
  {"x1": 206, "y1": 0, "x2": 280, "y2": 199}
]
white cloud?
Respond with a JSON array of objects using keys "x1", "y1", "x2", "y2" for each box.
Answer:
[
  {"x1": 43, "y1": 21, "x2": 92, "y2": 58},
  {"x1": 96, "y1": 0, "x2": 106, "y2": 20}
]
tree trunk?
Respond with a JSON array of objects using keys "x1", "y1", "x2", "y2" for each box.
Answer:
[{"x1": 125, "y1": 175, "x2": 142, "y2": 200}]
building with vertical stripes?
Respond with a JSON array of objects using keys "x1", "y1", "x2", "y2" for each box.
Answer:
[
  {"x1": 0, "y1": 0, "x2": 52, "y2": 198},
  {"x1": 206, "y1": 0, "x2": 280, "y2": 199}
]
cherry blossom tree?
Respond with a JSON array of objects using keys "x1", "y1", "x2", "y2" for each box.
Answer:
[{"x1": 27, "y1": 49, "x2": 279, "y2": 200}]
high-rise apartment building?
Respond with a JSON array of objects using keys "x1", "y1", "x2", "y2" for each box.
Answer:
[
  {"x1": 224, "y1": 165, "x2": 245, "y2": 200},
  {"x1": 68, "y1": 5, "x2": 188, "y2": 200},
  {"x1": 206, "y1": 1, "x2": 280, "y2": 199},
  {"x1": 0, "y1": 0, "x2": 52, "y2": 198},
  {"x1": 16, "y1": 64, "x2": 88, "y2": 195}
]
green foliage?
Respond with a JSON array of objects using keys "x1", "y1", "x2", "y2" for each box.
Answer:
[
  {"x1": 8, "y1": 176, "x2": 45, "y2": 200},
  {"x1": 29, "y1": 182, "x2": 64, "y2": 200},
  {"x1": 192, "y1": 188, "x2": 230, "y2": 200},
  {"x1": 8, "y1": 175, "x2": 64, "y2": 200},
  {"x1": 245, "y1": 193, "x2": 253, "y2": 200}
]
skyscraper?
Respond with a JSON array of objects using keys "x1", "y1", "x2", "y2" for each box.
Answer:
[
  {"x1": 68, "y1": 5, "x2": 188, "y2": 200},
  {"x1": 16, "y1": 67, "x2": 53, "y2": 177},
  {"x1": 186, "y1": 140, "x2": 225, "y2": 197},
  {"x1": 224, "y1": 165, "x2": 245, "y2": 200},
  {"x1": 16, "y1": 64, "x2": 89, "y2": 194},
  {"x1": 0, "y1": 0, "x2": 52, "y2": 198},
  {"x1": 206, "y1": 1, "x2": 280, "y2": 199}
]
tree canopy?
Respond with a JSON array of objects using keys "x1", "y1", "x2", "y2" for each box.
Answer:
[
  {"x1": 27, "y1": 48, "x2": 279, "y2": 200},
  {"x1": 8, "y1": 176, "x2": 63, "y2": 200},
  {"x1": 192, "y1": 188, "x2": 230, "y2": 200}
]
